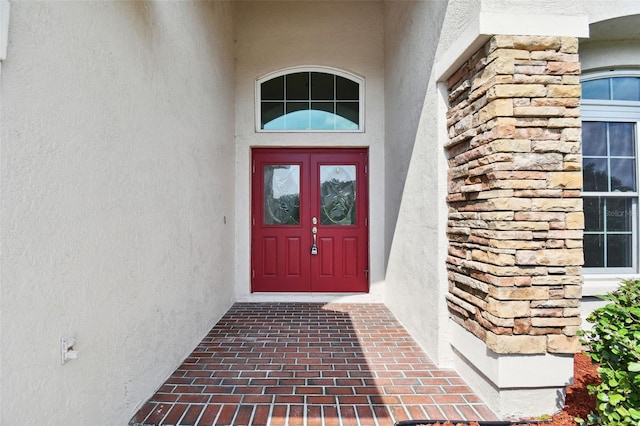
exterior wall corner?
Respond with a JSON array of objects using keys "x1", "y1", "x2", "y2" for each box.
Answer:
[{"x1": 444, "y1": 34, "x2": 584, "y2": 417}]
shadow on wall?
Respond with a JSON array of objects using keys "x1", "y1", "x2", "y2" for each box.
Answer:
[{"x1": 383, "y1": 0, "x2": 448, "y2": 265}]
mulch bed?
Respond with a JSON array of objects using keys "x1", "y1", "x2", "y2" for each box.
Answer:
[{"x1": 548, "y1": 351, "x2": 599, "y2": 426}]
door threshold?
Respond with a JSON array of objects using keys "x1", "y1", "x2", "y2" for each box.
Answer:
[{"x1": 238, "y1": 292, "x2": 383, "y2": 304}]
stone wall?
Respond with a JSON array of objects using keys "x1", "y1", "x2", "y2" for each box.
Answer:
[{"x1": 445, "y1": 36, "x2": 583, "y2": 355}]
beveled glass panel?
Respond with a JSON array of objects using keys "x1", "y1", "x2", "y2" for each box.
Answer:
[
  {"x1": 582, "y1": 122, "x2": 607, "y2": 156},
  {"x1": 610, "y1": 158, "x2": 636, "y2": 192},
  {"x1": 584, "y1": 198, "x2": 604, "y2": 232},
  {"x1": 286, "y1": 73, "x2": 309, "y2": 100},
  {"x1": 611, "y1": 77, "x2": 640, "y2": 101},
  {"x1": 582, "y1": 79, "x2": 610, "y2": 100},
  {"x1": 609, "y1": 122, "x2": 635, "y2": 156},
  {"x1": 336, "y1": 76, "x2": 359, "y2": 100},
  {"x1": 262, "y1": 76, "x2": 284, "y2": 100},
  {"x1": 606, "y1": 198, "x2": 632, "y2": 232},
  {"x1": 264, "y1": 165, "x2": 300, "y2": 225},
  {"x1": 584, "y1": 234, "x2": 605, "y2": 267},
  {"x1": 607, "y1": 234, "x2": 633, "y2": 267},
  {"x1": 320, "y1": 165, "x2": 356, "y2": 225},
  {"x1": 583, "y1": 158, "x2": 609, "y2": 191},
  {"x1": 311, "y1": 73, "x2": 334, "y2": 100}
]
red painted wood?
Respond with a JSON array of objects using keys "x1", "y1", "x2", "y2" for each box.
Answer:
[
  {"x1": 286, "y1": 237, "x2": 302, "y2": 277},
  {"x1": 251, "y1": 148, "x2": 368, "y2": 292}
]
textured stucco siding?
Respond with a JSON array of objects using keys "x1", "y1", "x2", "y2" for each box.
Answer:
[
  {"x1": 0, "y1": 2, "x2": 236, "y2": 424},
  {"x1": 383, "y1": 0, "x2": 478, "y2": 366}
]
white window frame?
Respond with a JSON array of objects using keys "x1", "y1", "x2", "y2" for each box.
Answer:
[
  {"x1": 582, "y1": 71, "x2": 640, "y2": 278},
  {"x1": 255, "y1": 66, "x2": 365, "y2": 133}
]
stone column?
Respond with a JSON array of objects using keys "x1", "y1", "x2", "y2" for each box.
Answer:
[{"x1": 444, "y1": 35, "x2": 583, "y2": 415}]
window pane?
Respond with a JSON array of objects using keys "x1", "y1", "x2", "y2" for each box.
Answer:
[
  {"x1": 286, "y1": 73, "x2": 309, "y2": 100},
  {"x1": 264, "y1": 165, "x2": 300, "y2": 225},
  {"x1": 611, "y1": 77, "x2": 640, "y2": 101},
  {"x1": 336, "y1": 102, "x2": 359, "y2": 128},
  {"x1": 583, "y1": 158, "x2": 609, "y2": 192},
  {"x1": 310, "y1": 102, "x2": 335, "y2": 130},
  {"x1": 610, "y1": 158, "x2": 636, "y2": 192},
  {"x1": 606, "y1": 198, "x2": 632, "y2": 232},
  {"x1": 261, "y1": 76, "x2": 284, "y2": 100},
  {"x1": 311, "y1": 73, "x2": 334, "y2": 100},
  {"x1": 286, "y1": 102, "x2": 308, "y2": 114},
  {"x1": 582, "y1": 122, "x2": 607, "y2": 156},
  {"x1": 285, "y1": 103, "x2": 310, "y2": 130},
  {"x1": 582, "y1": 79, "x2": 610, "y2": 100},
  {"x1": 584, "y1": 198, "x2": 604, "y2": 232},
  {"x1": 311, "y1": 102, "x2": 334, "y2": 114},
  {"x1": 584, "y1": 234, "x2": 604, "y2": 267},
  {"x1": 607, "y1": 234, "x2": 633, "y2": 267},
  {"x1": 261, "y1": 102, "x2": 284, "y2": 129},
  {"x1": 609, "y1": 122, "x2": 635, "y2": 156},
  {"x1": 320, "y1": 165, "x2": 356, "y2": 225},
  {"x1": 336, "y1": 76, "x2": 359, "y2": 100},
  {"x1": 259, "y1": 71, "x2": 361, "y2": 131}
]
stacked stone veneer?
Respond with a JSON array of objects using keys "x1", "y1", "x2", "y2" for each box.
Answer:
[{"x1": 445, "y1": 36, "x2": 583, "y2": 355}]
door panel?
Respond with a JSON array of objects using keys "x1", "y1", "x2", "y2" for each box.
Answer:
[
  {"x1": 262, "y1": 238, "x2": 278, "y2": 276},
  {"x1": 319, "y1": 237, "x2": 335, "y2": 276},
  {"x1": 286, "y1": 237, "x2": 302, "y2": 276},
  {"x1": 343, "y1": 238, "x2": 358, "y2": 277},
  {"x1": 252, "y1": 148, "x2": 368, "y2": 293}
]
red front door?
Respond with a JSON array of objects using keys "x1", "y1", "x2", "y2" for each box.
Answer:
[{"x1": 251, "y1": 148, "x2": 369, "y2": 292}]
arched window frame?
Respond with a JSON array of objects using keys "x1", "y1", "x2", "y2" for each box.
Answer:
[
  {"x1": 255, "y1": 66, "x2": 365, "y2": 133},
  {"x1": 581, "y1": 70, "x2": 640, "y2": 275}
]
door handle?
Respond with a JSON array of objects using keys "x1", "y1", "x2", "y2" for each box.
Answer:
[{"x1": 311, "y1": 220, "x2": 318, "y2": 255}]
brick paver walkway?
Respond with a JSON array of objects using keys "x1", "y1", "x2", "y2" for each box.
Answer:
[{"x1": 129, "y1": 303, "x2": 498, "y2": 425}]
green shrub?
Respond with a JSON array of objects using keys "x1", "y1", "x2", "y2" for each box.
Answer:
[{"x1": 578, "y1": 279, "x2": 640, "y2": 425}]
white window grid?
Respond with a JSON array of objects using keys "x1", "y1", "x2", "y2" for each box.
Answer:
[
  {"x1": 255, "y1": 66, "x2": 365, "y2": 133},
  {"x1": 582, "y1": 71, "x2": 640, "y2": 274}
]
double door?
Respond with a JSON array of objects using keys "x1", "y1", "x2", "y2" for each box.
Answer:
[{"x1": 251, "y1": 148, "x2": 369, "y2": 292}]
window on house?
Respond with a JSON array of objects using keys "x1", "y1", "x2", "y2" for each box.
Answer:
[
  {"x1": 582, "y1": 74, "x2": 640, "y2": 273},
  {"x1": 257, "y1": 68, "x2": 363, "y2": 132}
]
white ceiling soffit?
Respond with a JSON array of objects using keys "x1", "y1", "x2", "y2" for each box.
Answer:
[
  {"x1": 587, "y1": 14, "x2": 640, "y2": 42},
  {"x1": 435, "y1": 11, "x2": 589, "y2": 82}
]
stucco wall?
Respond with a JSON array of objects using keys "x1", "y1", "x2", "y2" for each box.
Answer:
[
  {"x1": 481, "y1": 0, "x2": 640, "y2": 22},
  {"x1": 233, "y1": 1, "x2": 385, "y2": 302},
  {"x1": 0, "y1": 2, "x2": 235, "y2": 424},
  {"x1": 580, "y1": 12, "x2": 640, "y2": 82},
  {"x1": 383, "y1": 0, "x2": 479, "y2": 365}
]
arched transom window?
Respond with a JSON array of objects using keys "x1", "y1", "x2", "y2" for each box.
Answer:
[
  {"x1": 257, "y1": 68, "x2": 363, "y2": 132},
  {"x1": 581, "y1": 72, "x2": 640, "y2": 273}
]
